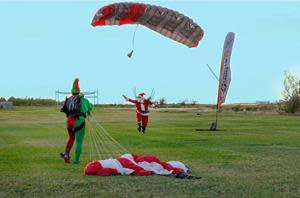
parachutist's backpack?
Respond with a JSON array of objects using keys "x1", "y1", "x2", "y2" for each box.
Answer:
[{"x1": 60, "y1": 95, "x2": 81, "y2": 118}]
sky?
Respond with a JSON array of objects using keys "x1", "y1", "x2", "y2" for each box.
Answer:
[{"x1": 0, "y1": 0, "x2": 299, "y2": 104}]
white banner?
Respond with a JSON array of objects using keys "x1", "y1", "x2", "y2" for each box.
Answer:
[{"x1": 217, "y1": 32, "x2": 235, "y2": 109}]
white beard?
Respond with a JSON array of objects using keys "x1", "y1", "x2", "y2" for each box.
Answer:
[{"x1": 136, "y1": 97, "x2": 144, "y2": 103}]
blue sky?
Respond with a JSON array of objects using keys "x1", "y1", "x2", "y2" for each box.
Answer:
[{"x1": 0, "y1": 1, "x2": 299, "y2": 104}]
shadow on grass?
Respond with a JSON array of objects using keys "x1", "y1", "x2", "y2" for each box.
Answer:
[{"x1": 195, "y1": 128, "x2": 226, "y2": 132}]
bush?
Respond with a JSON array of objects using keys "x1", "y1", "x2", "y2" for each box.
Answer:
[
  {"x1": 191, "y1": 100, "x2": 198, "y2": 106},
  {"x1": 157, "y1": 98, "x2": 167, "y2": 107},
  {"x1": 179, "y1": 100, "x2": 187, "y2": 107},
  {"x1": 279, "y1": 71, "x2": 300, "y2": 113},
  {"x1": 177, "y1": 99, "x2": 198, "y2": 107},
  {"x1": 245, "y1": 106, "x2": 258, "y2": 111},
  {"x1": 232, "y1": 105, "x2": 243, "y2": 112},
  {"x1": 7, "y1": 97, "x2": 56, "y2": 106}
]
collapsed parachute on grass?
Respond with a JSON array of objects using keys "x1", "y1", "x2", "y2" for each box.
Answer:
[
  {"x1": 84, "y1": 153, "x2": 190, "y2": 176},
  {"x1": 91, "y1": 2, "x2": 204, "y2": 48}
]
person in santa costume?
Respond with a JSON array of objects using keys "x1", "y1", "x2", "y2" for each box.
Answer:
[
  {"x1": 60, "y1": 78, "x2": 93, "y2": 164},
  {"x1": 123, "y1": 92, "x2": 155, "y2": 133}
]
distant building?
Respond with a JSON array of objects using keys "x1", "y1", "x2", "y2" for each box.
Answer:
[{"x1": 0, "y1": 102, "x2": 14, "y2": 110}]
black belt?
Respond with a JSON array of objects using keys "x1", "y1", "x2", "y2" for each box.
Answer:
[
  {"x1": 67, "y1": 122, "x2": 85, "y2": 133},
  {"x1": 137, "y1": 110, "x2": 149, "y2": 114},
  {"x1": 67, "y1": 112, "x2": 86, "y2": 118}
]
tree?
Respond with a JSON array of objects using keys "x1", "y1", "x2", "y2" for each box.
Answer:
[
  {"x1": 157, "y1": 98, "x2": 167, "y2": 107},
  {"x1": 280, "y1": 71, "x2": 300, "y2": 113},
  {"x1": 8, "y1": 96, "x2": 15, "y2": 102}
]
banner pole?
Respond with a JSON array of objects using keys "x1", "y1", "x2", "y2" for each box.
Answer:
[
  {"x1": 210, "y1": 102, "x2": 219, "y2": 131},
  {"x1": 215, "y1": 106, "x2": 219, "y2": 128}
]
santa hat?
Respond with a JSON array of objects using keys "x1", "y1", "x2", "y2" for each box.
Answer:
[
  {"x1": 138, "y1": 92, "x2": 145, "y2": 97},
  {"x1": 71, "y1": 78, "x2": 80, "y2": 94}
]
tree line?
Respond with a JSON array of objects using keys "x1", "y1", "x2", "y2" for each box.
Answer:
[
  {"x1": 1, "y1": 71, "x2": 299, "y2": 112},
  {"x1": 0, "y1": 97, "x2": 56, "y2": 106}
]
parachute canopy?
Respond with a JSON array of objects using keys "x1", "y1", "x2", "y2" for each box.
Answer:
[{"x1": 91, "y1": 2, "x2": 204, "y2": 48}]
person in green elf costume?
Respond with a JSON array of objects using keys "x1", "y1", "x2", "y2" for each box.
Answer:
[{"x1": 60, "y1": 78, "x2": 93, "y2": 164}]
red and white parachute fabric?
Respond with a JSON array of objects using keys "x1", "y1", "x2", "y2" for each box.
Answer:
[
  {"x1": 84, "y1": 154, "x2": 189, "y2": 176},
  {"x1": 91, "y1": 2, "x2": 204, "y2": 48}
]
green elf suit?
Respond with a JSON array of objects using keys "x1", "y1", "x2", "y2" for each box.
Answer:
[{"x1": 61, "y1": 78, "x2": 93, "y2": 164}]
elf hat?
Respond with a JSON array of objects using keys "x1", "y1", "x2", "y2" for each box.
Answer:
[{"x1": 71, "y1": 78, "x2": 80, "y2": 94}]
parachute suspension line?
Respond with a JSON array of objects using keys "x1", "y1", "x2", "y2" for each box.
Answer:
[
  {"x1": 87, "y1": 123, "x2": 93, "y2": 162},
  {"x1": 133, "y1": 86, "x2": 137, "y2": 98},
  {"x1": 86, "y1": 116, "x2": 129, "y2": 159},
  {"x1": 91, "y1": 116, "x2": 129, "y2": 154},
  {"x1": 89, "y1": 121, "x2": 103, "y2": 159},
  {"x1": 92, "y1": 119, "x2": 127, "y2": 158},
  {"x1": 91, "y1": 118, "x2": 109, "y2": 159},
  {"x1": 132, "y1": 24, "x2": 139, "y2": 50},
  {"x1": 98, "y1": 123, "x2": 124, "y2": 157},
  {"x1": 94, "y1": 119, "x2": 129, "y2": 155},
  {"x1": 91, "y1": 119, "x2": 114, "y2": 159},
  {"x1": 91, "y1": 122, "x2": 112, "y2": 159},
  {"x1": 91, "y1": 120, "x2": 113, "y2": 158},
  {"x1": 150, "y1": 88, "x2": 155, "y2": 99},
  {"x1": 127, "y1": 25, "x2": 139, "y2": 58},
  {"x1": 93, "y1": 119, "x2": 111, "y2": 158}
]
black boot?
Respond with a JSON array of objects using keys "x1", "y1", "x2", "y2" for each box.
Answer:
[
  {"x1": 137, "y1": 122, "x2": 142, "y2": 132},
  {"x1": 142, "y1": 126, "x2": 146, "y2": 133}
]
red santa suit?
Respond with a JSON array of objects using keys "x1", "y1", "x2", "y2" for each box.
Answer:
[
  {"x1": 125, "y1": 93, "x2": 154, "y2": 133},
  {"x1": 130, "y1": 94, "x2": 153, "y2": 125}
]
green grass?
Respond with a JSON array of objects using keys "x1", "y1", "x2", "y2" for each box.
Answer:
[{"x1": 1, "y1": 106, "x2": 300, "y2": 197}]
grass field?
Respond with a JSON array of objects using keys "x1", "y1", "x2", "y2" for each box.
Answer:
[{"x1": 1, "y1": 106, "x2": 300, "y2": 197}]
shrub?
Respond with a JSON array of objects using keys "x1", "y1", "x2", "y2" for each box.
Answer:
[
  {"x1": 191, "y1": 100, "x2": 198, "y2": 106},
  {"x1": 179, "y1": 100, "x2": 187, "y2": 107},
  {"x1": 7, "y1": 97, "x2": 56, "y2": 106},
  {"x1": 245, "y1": 106, "x2": 258, "y2": 111},
  {"x1": 279, "y1": 71, "x2": 300, "y2": 113},
  {"x1": 157, "y1": 98, "x2": 167, "y2": 107},
  {"x1": 232, "y1": 105, "x2": 243, "y2": 112}
]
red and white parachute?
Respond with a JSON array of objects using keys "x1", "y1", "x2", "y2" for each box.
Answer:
[
  {"x1": 91, "y1": 2, "x2": 204, "y2": 48},
  {"x1": 84, "y1": 153, "x2": 189, "y2": 176}
]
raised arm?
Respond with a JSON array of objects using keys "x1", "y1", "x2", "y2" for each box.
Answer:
[
  {"x1": 123, "y1": 95, "x2": 136, "y2": 104},
  {"x1": 146, "y1": 98, "x2": 157, "y2": 105}
]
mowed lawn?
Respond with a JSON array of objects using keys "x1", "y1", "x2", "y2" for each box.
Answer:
[{"x1": 0, "y1": 106, "x2": 299, "y2": 198}]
